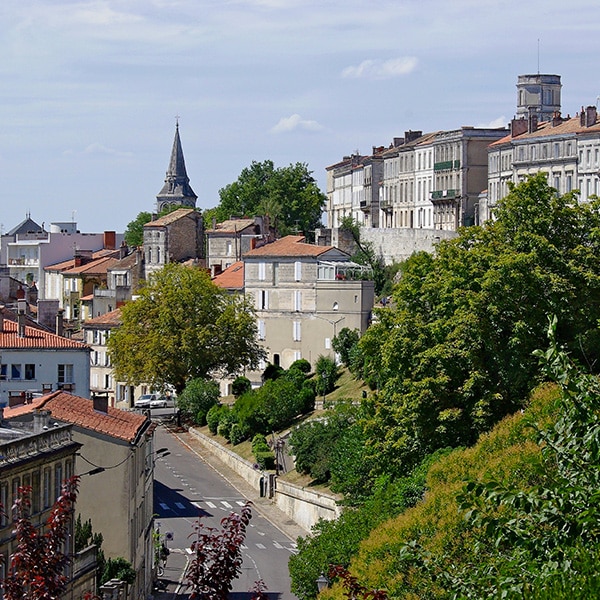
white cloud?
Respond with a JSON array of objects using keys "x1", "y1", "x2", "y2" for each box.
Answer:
[
  {"x1": 342, "y1": 57, "x2": 418, "y2": 80},
  {"x1": 270, "y1": 114, "x2": 324, "y2": 134},
  {"x1": 476, "y1": 116, "x2": 508, "y2": 129}
]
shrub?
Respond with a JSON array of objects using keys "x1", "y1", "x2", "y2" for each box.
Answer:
[
  {"x1": 332, "y1": 328, "x2": 360, "y2": 368},
  {"x1": 314, "y1": 355, "x2": 338, "y2": 396},
  {"x1": 206, "y1": 404, "x2": 228, "y2": 435},
  {"x1": 255, "y1": 450, "x2": 275, "y2": 470},
  {"x1": 229, "y1": 423, "x2": 247, "y2": 446},
  {"x1": 232, "y1": 376, "x2": 252, "y2": 398},
  {"x1": 177, "y1": 378, "x2": 220, "y2": 426}
]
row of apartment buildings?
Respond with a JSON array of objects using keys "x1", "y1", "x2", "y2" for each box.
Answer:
[{"x1": 326, "y1": 73, "x2": 600, "y2": 232}]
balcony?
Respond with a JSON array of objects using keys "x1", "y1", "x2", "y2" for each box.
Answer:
[
  {"x1": 434, "y1": 160, "x2": 461, "y2": 171},
  {"x1": 359, "y1": 199, "x2": 371, "y2": 211},
  {"x1": 431, "y1": 189, "x2": 458, "y2": 200}
]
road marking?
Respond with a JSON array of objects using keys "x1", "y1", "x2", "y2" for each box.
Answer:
[
  {"x1": 221, "y1": 501, "x2": 232, "y2": 509},
  {"x1": 256, "y1": 543, "x2": 266, "y2": 550},
  {"x1": 273, "y1": 541, "x2": 283, "y2": 549},
  {"x1": 257, "y1": 531, "x2": 265, "y2": 536},
  {"x1": 205, "y1": 502, "x2": 217, "y2": 509}
]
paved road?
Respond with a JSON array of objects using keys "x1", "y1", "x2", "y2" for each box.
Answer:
[{"x1": 152, "y1": 424, "x2": 300, "y2": 599}]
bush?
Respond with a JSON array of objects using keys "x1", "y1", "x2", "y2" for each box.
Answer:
[
  {"x1": 206, "y1": 404, "x2": 228, "y2": 435},
  {"x1": 289, "y1": 358, "x2": 311, "y2": 374},
  {"x1": 232, "y1": 376, "x2": 252, "y2": 398},
  {"x1": 229, "y1": 423, "x2": 247, "y2": 445},
  {"x1": 314, "y1": 355, "x2": 338, "y2": 397},
  {"x1": 255, "y1": 450, "x2": 275, "y2": 470},
  {"x1": 177, "y1": 378, "x2": 220, "y2": 426},
  {"x1": 263, "y1": 363, "x2": 284, "y2": 381}
]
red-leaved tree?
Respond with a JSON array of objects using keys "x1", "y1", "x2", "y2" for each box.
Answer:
[
  {"x1": 2, "y1": 477, "x2": 79, "y2": 600},
  {"x1": 187, "y1": 501, "x2": 253, "y2": 600}
]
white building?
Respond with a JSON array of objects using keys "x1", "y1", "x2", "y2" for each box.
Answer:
[
  {"x1": 0, "y1": 309, "x2": 90, "y2": 406},
  {"x1": 0, "y1": 218, "x2": 122, "y2": 300}
]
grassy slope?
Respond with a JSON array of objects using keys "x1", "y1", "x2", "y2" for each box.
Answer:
[{"x1": 320, "y1": 382, "x2": 561, "y2": 599}]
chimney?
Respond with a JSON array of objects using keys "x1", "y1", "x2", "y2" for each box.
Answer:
[
  {"x1": 33, "y1": 409, "x2": 51, "y2": 434},
  {"x1": 119, "y1": 240, "x2": 128, "y2": 259},
  {"x1": 0, "y1": 305, "x2": 4, "y2": 332},
  {"x1": 404, "y1": 131, "x2": 423, "y2": 143},
  {"x1": 552, "y1": 111, "x2": 563, "y2": 127},
  {"x1": 17, "y1": 299, "x2": 26, "y2": 338},
  {"x1": 585, "y1": 105, "x2": 597, "y2": 127},
  {"x1": 528, "y1": 112, "x2": 538, "y2": 134},
  {"x1": 511, "y1": 117, "x2": 528, "y2": 137},
  {"x1": 104, "y1": 231, "x2": 116, "y2": 250},
  {"x1": 56, "y1": 309, "x2": 64, "y2": 337},
  {"x1": 93, "y1": 394, "x2": 109, "y2": 414}
]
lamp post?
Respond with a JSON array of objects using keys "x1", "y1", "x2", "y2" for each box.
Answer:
[{"x1": 316, "y1": 572, "x2": 329, "y2": 593}]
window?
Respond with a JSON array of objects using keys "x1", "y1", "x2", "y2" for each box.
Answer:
[
  {"x1": 0, "y1": 365, "x2": 6, "y2": 380},
  {"x1": 258, "y1": 262, "x2": 266, "y2": 281},
  {"x1": 11, "y1": 364, "x2": 21, "y2": 380},
  {"x1": 294, "y1": 291, "x2": 302, "y2": 312},
  {"x1": 0, "y1": 483, "x2": 8, "y2": 526},
  {"x1": 272, "y1": 262, "x2": 279, "y2": 286},
  {"x1": 31, "y1": 471, "x2": 40, "y2": 513},
  {"x1": 57, "y1": 364, "x2": 73, "y2": 384},
  {"x1": 325, "y1": 337, "x2": 331, "y2": 349},
  {"x1": 294, "y1": 261, "x2": 302, "y2": 281},
  {"x1": 258, "y1": 290, "x2": 269, "y2": 310},
  {"x1": 25, "y1": 364, "x2": 35, "y2": 380},
  {"x1": 258, "y1": 320, "x2": 266, "y2": 340},
  {"x1": 54, "y1": 463, "x2": 63, "y2": 501},
  {"x1": 226, "y1": 241, "x2": 232, "y2": 256},
  {"x1": 293, "y1": 321, "x2": 301, "y2": 342}
]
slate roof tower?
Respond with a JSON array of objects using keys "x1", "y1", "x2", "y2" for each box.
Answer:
[{"x1": 156, "y1": 121, "x2": 197, "y2": 213}]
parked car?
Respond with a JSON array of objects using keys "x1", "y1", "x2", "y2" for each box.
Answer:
[
  {"x1": 134, "y1": 393, "x2": 157, "y2": 408},
  {"x1": 149, "y1": 395, "x2": 168, "y2": 409}
]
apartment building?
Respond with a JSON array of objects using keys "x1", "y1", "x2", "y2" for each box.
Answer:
[
  {"x1": 243, "y1": 235, "x2": 374, "y2": 374},
  {"x1": 486, "y1": 106, "x2": 600, "y2": 222}
]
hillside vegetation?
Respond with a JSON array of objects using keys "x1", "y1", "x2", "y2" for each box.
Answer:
[{"x1": 288, "y1": 175, "x2": 600, "y2": 599}]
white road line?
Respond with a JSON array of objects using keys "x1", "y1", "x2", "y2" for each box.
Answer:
[
  {"x1": 256, "y1": 543, "x2": 266, "y2": 550},
  {"x1": 236, "y1": 500, "x2": 245, "y2": 506},
  {"x1": 257, "y1": 531, "x2": 265, "y2": 536},
  {"x1": 205, "y1": 501, "x2": 217, "y2": 509},
  {"x1": 221, "y1": 501, "x2": 232, "y2": 509},
  {"x1": 273, "y1": 541, "x2": 283, "y2": 549}
]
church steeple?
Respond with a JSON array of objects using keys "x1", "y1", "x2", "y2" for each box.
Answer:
[{"x1": 156, "y1": 120, "x2": 198, "y2": 213}]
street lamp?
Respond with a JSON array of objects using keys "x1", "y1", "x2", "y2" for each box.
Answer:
[{"x1": 316, "y1": 572, "x2": 329, "y2": 593}]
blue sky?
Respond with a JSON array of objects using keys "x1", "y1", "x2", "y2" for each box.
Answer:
[{"x1": 1, "y1": 0, "x2": 599, "y2": 233}]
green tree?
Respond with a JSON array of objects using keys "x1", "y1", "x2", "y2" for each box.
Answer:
[
  {"x1": 211, "y1": 160, "x2": 326, "y2": 238},
  {"x1": 177, "y1": 378, "x2": 221, "y2": 425},
  {"x1": 332, "y1": 327, "x2": 360, "y2": 368},
  {"x1": 123, "y1": 211, "x2": 152, "y2": 247},
  {"x1": 356, "y1": 173, "x2": 600, "y2": 480},
  {"x1": 108, "y1": 263, "x2": 265, "y2": 394}
]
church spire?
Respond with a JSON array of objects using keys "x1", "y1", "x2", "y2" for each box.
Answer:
[{"x1": 156, "y1": 120, "x2": 197, "y2": 213}]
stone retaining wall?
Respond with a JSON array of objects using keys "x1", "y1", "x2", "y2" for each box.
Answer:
[{"x1": 188, "y1": 428, "x2": 340, "y2": 531}]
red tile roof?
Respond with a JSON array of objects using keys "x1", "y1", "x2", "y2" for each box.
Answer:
[
  {"x1": 83, "y1": 308, "x2": 122, "y2": 328},
  {"x1": 206, "y1": 218, "x2": 257, "y2": 234},
  {"x1": 46, "y1": 249, "x2": 119, "y2": 273},
  {"x1": 243, "y1": 235, "x2": 335, "y2": 258},
  {"x1": 5, "y1": 391, "x2": 149, "y2": 443},
  {"x1": 0, "y1": 318, "x2": 89, "y2": 350},
  {"x1": 212, "y1": 261, "x2": 244, "y2": 290}
]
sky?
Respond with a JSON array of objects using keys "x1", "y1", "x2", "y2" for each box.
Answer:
[{"x1": 1, "y1": 0, "x2": 599, "y2": 234}]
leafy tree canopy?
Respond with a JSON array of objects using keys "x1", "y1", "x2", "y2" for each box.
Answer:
[
  {"x1": 354, "y1": 173, "x2": 600, "y2": 479},
  {"x1": 209, "y1": 160, "x2": 326, "y2": 239},
  {"x1": 108, "y1": 263, "x2": 265, "y2": 394}
]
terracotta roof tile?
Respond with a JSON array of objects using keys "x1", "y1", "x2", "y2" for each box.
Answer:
[
  {"x1": 46, "y1": 249, "x2": 119, "y2": 273},
  {"x1": 83, "y1": 308, "x2": 122, "y2": 328},
  {"x1": 212, "y1": 262, "x2": 244, "y2": 290},
  {"x1": 4, "y1": 391, "x2": 149, "y2": 443},
  {"x1": 206, "y1": 218, "x2": 257, "y2": 234},
  {"x1": 0, "y1": 319, "x2": 89, "y2": 350},
  {"x1": 243, "y1": 235, "x2": 335, "y2": 258}
]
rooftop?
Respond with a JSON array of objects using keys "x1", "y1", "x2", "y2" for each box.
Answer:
[{"x1": 4, "y1": 391, "x2": 150, "y2": 443}]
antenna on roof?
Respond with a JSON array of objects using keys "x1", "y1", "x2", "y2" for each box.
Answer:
[{"x1": 537, "y1": 38, "x2": 540, "y2": 74}]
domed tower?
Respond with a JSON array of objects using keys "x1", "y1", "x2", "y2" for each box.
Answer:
[{"x1": 156, "y1": 120, "x2": 197, "y2": 213}]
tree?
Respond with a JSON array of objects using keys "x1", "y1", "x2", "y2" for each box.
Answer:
[
  {"x1": 332, "y1": 327, "x2": 360, "y2": 369},
  {"x1": 123, "y1": 211, "x2": 152, "y2": 247},
  {"x1": 2, "y1": 477, "x2": 79, "y2": 600},
  {"x1": 187, "y1": 502, "x2": 253, "y2": 600},
  {"x1": 211, "y1": 160, "x2": 326, "y2": 238},
  {"x1": 108, "y1": 263, "x2": 265, "y2": 395},
  {"x1": 177, "y1": 378, "x2": 220, "y2": 425},
  {"x1": 356, "y1": 173, "x2": 600, "y2": 480}
]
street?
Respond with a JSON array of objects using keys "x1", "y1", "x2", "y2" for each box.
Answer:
[{"x1": 152, "y1": 424, "x2": 299, "y2": 599}]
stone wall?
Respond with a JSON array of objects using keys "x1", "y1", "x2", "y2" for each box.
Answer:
[{"x1": 188, "y1": 428, "x2": 340, "y2": 532}]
